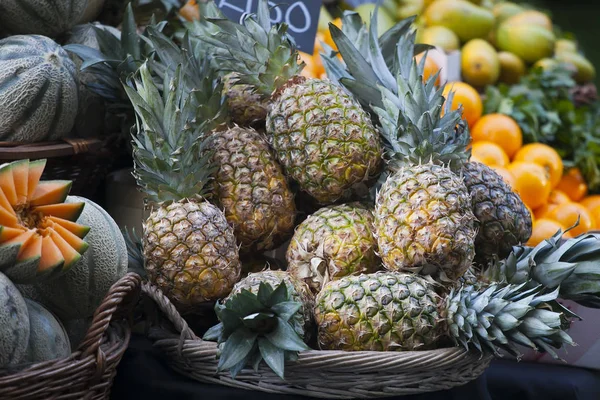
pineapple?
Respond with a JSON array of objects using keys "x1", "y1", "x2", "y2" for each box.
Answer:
[
  {"x1": 287, "y1": 203, "x2": 380, "y2": 294},
  {"x1": 204, "y1": 270, "x2": 313, "y2": 378},
  {"x1": 315, "y1": 271, "x2": 575, "y2": 358},
  {"x1": 222, "y1": 73, "x2": 269, "y2": 128},
  {"x1": 125, "y1": 63, "x2": 241, "y2": 313},
  {"x1": 325, "y1": 14, "x2": 530, "y2": 278},
  {"x1": 197, "y1": 0, "x2": 383, "y2": 205}
]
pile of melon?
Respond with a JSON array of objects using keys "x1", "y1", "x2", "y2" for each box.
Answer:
[{"x1": 0, "y1": 159, "x2": 128, "y2": 369}]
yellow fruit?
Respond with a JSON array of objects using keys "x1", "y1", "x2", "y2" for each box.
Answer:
[
  {"x1": 555, "y1": 39, "x2": 578, "y2": 54},
  {"x1": 496, "y1": 24, "x2": 555, "y2": 64},
  {"x1": 471, "y1": 114, "x2": 523, "y2": 159},
  {"x1": 497, "y1": 51, "x2": 526, "y2": 84},
  {"x1": 415, "y1": 52, "x2": 442, "y2": 86},
  {"x1": 419, "y1": 26, "x2": 460, "y2": 52},
  {"x1": 556, "y1": 168, "x2": 588, "y2": 202},
  {"x1": 179, "y1": 0, "x2": 199, "y2": 21},
  {"x1": 513, "y1": 143, "x2": 563, "y2": 188},
  {"x1": 442, "y1": 82, "x2": 482, "y2": 128},
  {"x1": 471, "y1": 141, "x2": 510, "y2": 167},
  {"x1": 490, "y1": 165, "x2": 516, "y2": 188},
  {"x1": 533, "y1": 189, "x2": 571, "y2": 220},
  {"x1": 533, "y1": 58, "x2": 559, "y2": 71},
  {"x1": 354, "y1": 4, "x2": 396, "y2": 36},
  {"x1": 492, "y1": 2, "x2": 524, "y2": 24},
  {"x1": 548, "y1": 202, "x2": 595, "y2": 237},
  {"x1": 580, "y1": 195, "x2": 600, "y2": 212},
  {"x1": 527, "y1": 218, "x2": 572, "y2": 246},
  {"x1": 502, "y1": 10, "x2": 553, "y2": 31},
  {"x1": 396, "y1": 0, "x2": 425, "y2": 20},
  {"x1": 555, "y1": 52, "x2": 596, "y2": 84},
  {"x1": 424, "y1": 0, "x2": 495, "y2": 42},
  {"x1": 508, "y1": 161, "x2": 551, "y2": 210},
  {"x1": 461, "y1": 39, "x2": 500, "y2": 87}
]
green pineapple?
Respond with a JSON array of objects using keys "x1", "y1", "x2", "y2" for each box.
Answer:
[
  {"x1": 325, "y1": 13, "x2": 531, "y2": 277},
  {"x1": 287, "y1": 203, "x2": 380, "y2": 294},
  {"x1": 315, "y1": 271, "x2": 575, "y2": 359},
  {"x1": 204, "y1": 270, "x2": 313, "y2": 379},
  {"x1": 196, "y1": 0, "x2": 383, "y2": 205},
  {"x1": 222, "y1": 73, "x2": 269, "y2": 128},
  {"x1": 125, "y1": 62, "x2": 241, "y2": 313}
]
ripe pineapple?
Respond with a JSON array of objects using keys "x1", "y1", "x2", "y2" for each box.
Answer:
[
  {"x1": 222, "y1": 73, "x2": 268, "y2": 128},
  {"x1": 210, "y1": 126, "x2": 296, "y2": 254},
  {"x1": 325, "y1": 15, "x2": 530, "y2": 279},
  {"x1": 198, "y1": 0, "x2": 382, "y2": 204},
  {"x1": 126, "y1": 63, "x2": 241, "y2": 313},
  {"x1": 287, "y1": 203, "x2": 380, "y2": 294},
  {"x1": 315, "y1": 271, "x2": 575, "y2": 358}
]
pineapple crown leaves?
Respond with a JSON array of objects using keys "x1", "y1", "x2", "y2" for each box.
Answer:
[
  {"x1": 203, "y1": 282, "x2": 310, "y2": 379},
  {"x1": 125, "y1": 62, "x2": 218, "y2": 202},
  {"x1": 483, "y1": 226, "x2": 600, "y2": 309},
  {"x1": 195, "y1": 0, "x2": 304, "y2": 97},
  {"x1": 122, "y1": 226, "x2": 147, "y2": 278},
  {"x1": 446, "y1": 281, "x2": 575, "y2": 360},
  {"x1": 324, "y1": 10, "x2": 470, "y2": 171}
]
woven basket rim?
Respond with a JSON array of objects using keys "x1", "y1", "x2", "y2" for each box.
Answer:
[{"x1": 0, "y1": 138, "x2": 107, "y2": 159}]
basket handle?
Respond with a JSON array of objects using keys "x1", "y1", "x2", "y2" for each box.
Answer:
[
  {"x1": 141, "y1": 283, "x2": 198, "y2": 345},
  {"x1": 78, "y1": 272, "x2": 143, "y2": 358}
]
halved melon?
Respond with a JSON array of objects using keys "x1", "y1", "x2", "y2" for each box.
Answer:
[{"x1": 0, "y1": 159, "x2": 90, "y2": 284}]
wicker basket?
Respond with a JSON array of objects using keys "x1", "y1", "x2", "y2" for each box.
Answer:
[
  {"x1": 142, "y1": 283, "x2": 493, "y2": 399},
  {"x1": 0, "y1": 138, "x2": 118, "y2": 201},
  {"x1": 0, "y1": 272, "x2": 142, "y2": 400}
]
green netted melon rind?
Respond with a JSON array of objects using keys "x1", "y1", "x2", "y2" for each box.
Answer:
[
  {"x1": 63, "y1": 317, "x2": 92, "y2": 351},
  {"x1": 0, "y1": 35, "x2": 79, "y2": 143},
  {"x1": 23, "y1": 298, "x2": 71, "y2": 363},
  {"x1": 0, "y1": 271, "x2": 30, "y2": 367},
  {"x1": 18, "y1": 196, "x2": 128, "y2": 321},
  {"x1": 0, "y1": 0, "x2": 87, "y2": 37}
]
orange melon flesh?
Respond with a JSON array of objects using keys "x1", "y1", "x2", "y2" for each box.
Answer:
[
  {"x1": 39, "y1": 235, "x2": 64, "y2": 272},
  {"x1": 50, "y1": 230, "x2": 81, "y2": 269},
  {"x1": 30, "y1": 180, "x2": 72, "y2": 206},
  {"x1": 47, "y1": 216, "x2": 90, "y2": 238},
  {"x1": 51, "y1": 223, "x2": 89, "y2": 253},
  {"x1": 0, "y1": 226, "x2": 25, "y2": 241},
  {"x1": 0, "y1": 206, "x2": 19, "y2": 227},
  {"x1": 27, "y1": 159, "x2": 46, "y2": 199},
  {"x1": 12, "y1": 159, "x2": 29, "y2": 205},
  {"x1": 0, "y1": 188, "x2": 15, "y2": 217},
  {"x1": 18, "y1": 233, "x2": 42, "y2": 262},
  {"x1": 5, "y1": 229, "x2": 37, "y2": 259},
  {"x1": 33, "y1": 202, "x2": 85, "y2": 221},
  {"x1": 0, "y1": 163, "x2": 17, "y2": 205}
]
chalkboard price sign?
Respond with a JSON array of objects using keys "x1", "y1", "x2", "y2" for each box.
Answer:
[{"x1": 216, "y1": 0, "x2": 322, "y2": 54}]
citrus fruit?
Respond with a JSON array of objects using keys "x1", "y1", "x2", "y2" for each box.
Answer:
[
  {"x1": 415, "y1": 52, "x2": 442, "y2": 86},
  {"x1": 471, "y1": 113, "x2": 523, "y2": 159},
  {"x1": 580, "y1": 195, "x2": 600, "y2": 212},
  {"x1": 508, "y1": 161, "x2": 551, "y2": 210},
  {"x1": 513, "y1": 143, "x2": 563, "y2": 188},
  {"x1": 527, "y1": 218, "x2": 572, "y2": 247},
  {"x1": 471, "y1": 141, "x2": 510, "y2": 167},
  {"x1": 547, "y1": 202, "x2": 594, "y2": 237},
  {"x1": 442, "y1": 81, "x2": 483, "y2": 128},
  {"x1": 533, "y1": 189, "x2": 571, "y2": 219},
  {"x1": 489, "y1": 165, "x2": 515, "y2": 188},
  {"x1": 555, "y1": 167, "x2": 588, "y2": 201}
]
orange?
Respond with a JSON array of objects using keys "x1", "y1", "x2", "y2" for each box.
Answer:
[
  {"x1": 471, "y1": 114, "x2": 523, "y2": 159},
  {"x1": 442, "y1": 82, "x2": 483, "y2": 128},
  {"x1": 180, "y1": 0, "x2": 199, "y2": 21},
  {"x1": 415, "y1": 53, "x2": 442, "y2": 86},
  {"x1": 490, "y1": 165, "x2": 515, "y2": 188},
  {"x1": 533, "y1": 189, "x2": 571, "y2": 219},
  {"x1": 555, "y1": 167, "x2": 588, "y2": 201},
  {"x1": 513, "y1": 143, "x2": 563, "y2": 188},
  {"x1": 471, "y1": 141, "x2": 510, "y2": 167},
  {"x1": 547, "y1": 202, "x2": 595, "y2": 237},
  {"x1": 527, "y1": 218, "x2": 572, "y2": 246},
  {"x1": 581, "y1": 195, "x2": 600, "y2": 212},
  {"x1": 526, "y1": 203, "x2": 535, "y2": 224},
  {"x1": 508, "y1": 161, "x2": 551, "y2": 210},
  {"x1": 299, "y1": 52, "x2": 319, "y2": 79}
]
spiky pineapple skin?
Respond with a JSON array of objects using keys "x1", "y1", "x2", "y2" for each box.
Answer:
[
  {"x1": 287, "y1": 203, "x2": 380, "y2": 294},
  {"x1": 375, "y1": 164, "x2": 476, "y2": 282},
  {"x1": 211, "y1": 126, "x2": 296, "y2": 254},
  {"x1": 314, "y1": 272, "x2": 440, "y2": 351},
  {"x1": 223, "y1": 73, "x2": 268, "y2": 127},
  {"x1": 266, "y1": 78, "x2": 382, "y2": 204},
  {"x1": 143, "y1": 199, "x2": 241, "y2": 312},
  {"x1": 227, "y1": 270, "x2": 314, "y2": 338},
  {"x1": 461, "y1": 162, "x2": 532, "y2": 267}
]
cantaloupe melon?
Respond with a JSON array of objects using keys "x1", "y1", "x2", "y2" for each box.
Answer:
[
  {"x1": 23, "y1": 299, "x2": 71, "y2": 363},
  {"x1": 0, "y1": 35, "x2": 79, "y2": 143},
  {"x1": 0, "y1": 0, "x2": 88, "y2": 38},
  {"x1": 0, "y1": 160, "x2": 90, "y2": 284},
  {"x1": 0, "y1": 271, "x2": 30, "y2": 368},
  {"x1": 63, "y1": 318, "x2": 92, "y2": 351},
  {"x1": 18, "y1": 196, "x2": 128, "y2": 321}
]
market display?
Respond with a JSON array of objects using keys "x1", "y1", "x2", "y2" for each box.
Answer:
[{"x1": 1, "y1": 0, "x2": 600, "y2": 398}]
